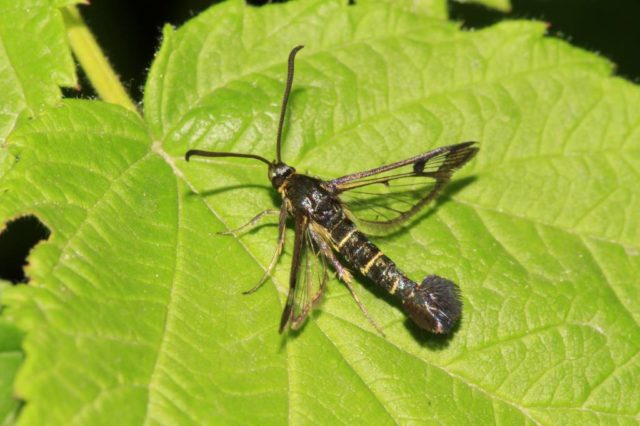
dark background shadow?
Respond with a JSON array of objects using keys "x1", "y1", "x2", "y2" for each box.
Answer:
[
  {"x1": 0, "y1": 216, "x2": 50, "y2": 283},
  {"x1": 70, "y1": 0, "x2": 640, "y2": 103}
]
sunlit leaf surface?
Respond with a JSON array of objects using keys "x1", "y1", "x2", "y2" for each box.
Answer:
[{"x1": 1, "y1": 0, "x2": 638, "y2": 423}]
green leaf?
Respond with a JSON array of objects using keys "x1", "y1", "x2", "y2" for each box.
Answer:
[
  {"x1": 453, "y1": 0, "x2": 512, "y2": 13},
  {"x1": 359, "y1": 0, "x2": 448, "y2": 19},
  {"x1": 0, "y1": 0, "x2": 78, "y2": 143},
  {"x1": 1, "y1": 0, "x2": 639, "y2": 423},
  {"x1": 0, "y1": 281, "x2": 22, "y2": 425}
]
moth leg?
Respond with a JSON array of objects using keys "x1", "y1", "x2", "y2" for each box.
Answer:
[
  {"x1": 218, "y1": 209, "x2": 280, "y2": 235},
  {"x1": 243, "y1": 204, "x2": 288, "y2": 295},
  {"x1": 340, "y1": 273, "x2": 386, "y2": 337},
  {"x1": 309, "y1": 231, "x2": 386, "y2": 337}
]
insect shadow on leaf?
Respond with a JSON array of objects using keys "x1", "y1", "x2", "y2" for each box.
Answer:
[{"x1": 185, "y1": 45, "x2": 479, "y2": 337}]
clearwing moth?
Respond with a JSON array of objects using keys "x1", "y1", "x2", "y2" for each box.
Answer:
[{"x1": 186, "y1": 46, "x2": 478, "y2": 335}]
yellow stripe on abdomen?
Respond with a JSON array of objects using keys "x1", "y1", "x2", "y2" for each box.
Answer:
[{"x1": 360, "y1": 251, "x2": 383, "y2": 275}]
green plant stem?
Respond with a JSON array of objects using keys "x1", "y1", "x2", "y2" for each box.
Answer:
[{"x1": 61, "y1": 6, "x2": 139, "y2": 115}]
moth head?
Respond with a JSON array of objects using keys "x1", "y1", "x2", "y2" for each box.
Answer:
[{"x1": 268, "y1": 162, "x2": 295, "y2": 189}]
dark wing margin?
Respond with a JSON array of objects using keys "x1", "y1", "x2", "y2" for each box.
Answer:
[
  {"x1": 326, "y1": 142, "x2": 478, "y2": 232},
  {"x1": 279, "y1": 214, "x2": 328, "y2": 332}
]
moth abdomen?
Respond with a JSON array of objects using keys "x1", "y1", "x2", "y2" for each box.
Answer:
[
  {"x1": 402, "y1": 275, "x2": 462, "y2": 334},
  {"x1": 326, "y1": 215, "x2": 461, "y2": 333}
]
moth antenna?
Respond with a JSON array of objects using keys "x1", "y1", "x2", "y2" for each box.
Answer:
[
  {"x1": 276, "y1": 45, "x2": 304, "y2": 163},
  {"x1": 185, "y1": 150, "x2": 271, "y2": 166}
]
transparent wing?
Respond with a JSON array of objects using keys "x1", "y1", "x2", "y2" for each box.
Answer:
[
  {"x1": 328, "y1": 142, "x2": 478, "y2": 232},
  {"x1": 279, "y1": 215, "x2": 328, "y2": 332},
  {"x1": 340, "y1": 176, "x2": 438, "y2": 230}
]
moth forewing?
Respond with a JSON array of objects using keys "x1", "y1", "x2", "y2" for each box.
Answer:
[{"x1": 329, "y1": 142, "x2": 479, "y2": 233}]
